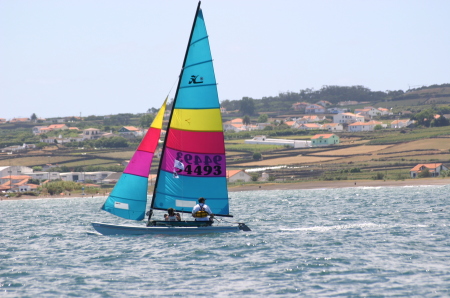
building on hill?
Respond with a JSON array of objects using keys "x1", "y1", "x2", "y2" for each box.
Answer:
[
  {"x1": 10, "y1": 118, "x2": 30, "y2": 123},
  {"x1": 47, "y1": 124, "x2": 69, "y2": 131},
  {"x1": 317, "y1": 100, "x2": 332, "y2": 107},
  {"x1": 82, "y1": 128, "x2": 102, "y2": 140},
  {"x1": 390, "y1": 119, "x2": 414, "y2": 128},
  {"x1": 333, "y1": 112, "x2": 364, "y2": 124},
  {"x1": 327, "y1": 107, "x2": 348, "y2": 114},
  {"x1": 118, "y1": 126, "x2": 142, "y2": 137},
  {"x1": 244, "y1": 135, "x2": 311, "y2": 148},
  {"x1": 294, "y1": 123, "x2": 322, "y2": 130},
  {"x1": 305, "y1": 104, "x2": 325, "y2": 114},
  {"x1": 322, "y1": 123, "x2": 343, "y2": 131},
  {"x1": 295, "y1": 115, "x2": 326, "y2": 124},
  {"x1": 291, "y1": 102, "x2": 309, "y2": 111},
  {"x1": 348, "y1": 120, "x2": 384, "y2": 132},
  {"x1": 227, "y1": 170, "x2": 252, "y2": 183},
  {"x1": 311, "y1": 134, "x2": 340, "y2": 146},
  {"x1": 0, "y1": 118, "x2": 7, "y2": 123},
  {"x1": 410, "y1": 163, "x2": 448, "y2": 178}
]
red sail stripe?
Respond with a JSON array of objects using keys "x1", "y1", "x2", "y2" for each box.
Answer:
[{"x1": 166, "y1": 128, "x2": 225, "y2": 154}]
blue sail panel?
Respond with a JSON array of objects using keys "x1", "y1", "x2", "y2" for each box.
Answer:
[
  {"x1": 175, "y1": 85, "x2": 219, "y2": 109},
  {"x1": 175, "y1": 10, "x2": 218, "y2": 110},
  {"x1": 102, "y1": 173, "x2": 149, "y2": 220},
  {"x1": 153, "y1": 170, "x2": 229, "y2": 214}
]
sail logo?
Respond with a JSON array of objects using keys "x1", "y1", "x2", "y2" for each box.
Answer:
[{"x1": 189, "y1": 75, "x2": 203, "y2": 84}]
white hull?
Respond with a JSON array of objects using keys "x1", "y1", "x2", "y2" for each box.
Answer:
[{"x1": 91, "y1": 222, "x2": 243, "y2": 236}]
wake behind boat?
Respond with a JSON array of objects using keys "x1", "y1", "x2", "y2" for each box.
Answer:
[{"x1": 91, "y1": 1, "x2": 250, "y2": 235}]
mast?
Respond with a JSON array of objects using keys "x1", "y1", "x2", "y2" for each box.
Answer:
[{"x1": 147, "y1": 1, "x2": 202, "y2": 222}]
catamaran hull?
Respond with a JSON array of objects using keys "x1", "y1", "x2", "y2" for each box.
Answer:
[{"x1": 91, "y1": 222, "x2": 243, "y2": 236}]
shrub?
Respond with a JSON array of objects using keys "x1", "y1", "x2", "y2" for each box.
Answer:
[
  {"x1": 252, "y1": 152, "x2": 262, "y2": 160},
  {"x1": 372, "y1": 173, "x2": 385, "y2": 180}
]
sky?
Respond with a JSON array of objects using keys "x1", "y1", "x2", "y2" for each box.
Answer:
[{"x1": 1, "y1": 0, "x2": 449, "y2": 120}]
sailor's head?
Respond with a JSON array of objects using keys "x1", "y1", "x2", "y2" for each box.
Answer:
[
  {"x1": 198, "y1": 197, "x2": 206, "y2": 203},
  {"x1": 167, "y1": 208, "x2": 175, "y2": 215}
]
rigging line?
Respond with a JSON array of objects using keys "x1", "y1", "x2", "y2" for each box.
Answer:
[
  {"x1": 184, "y1": 59, "x2": 213, "y2": 69},
  {"x1": 167, "y1": 77, "x2": 179, "y2": 98},
  {"x1": 190, "y1": 35, "x2": 208, "y2": 46},
  {"x1": 180, "y1": 83, "x2": 217, "y2": 89}
]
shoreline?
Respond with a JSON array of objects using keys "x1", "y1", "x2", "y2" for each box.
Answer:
[
  {"x1": 228, "y1": 177, "x2": 450, "y2": 192},
  {"x1": 2, "y1": 178, "x2": 450, "y2": 201}
]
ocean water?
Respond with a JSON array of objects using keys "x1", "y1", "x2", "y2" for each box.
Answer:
[{"x1": 1, "y1": 185, "x2": 450, "y2": 297}]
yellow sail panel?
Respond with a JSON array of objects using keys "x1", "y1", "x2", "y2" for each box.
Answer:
[
  {"x1": 170, "y1": 108, "x2": 223, "y2": 132},
  {"x1": 150, "y1": 97, "x2": 168, "y2": 129}
]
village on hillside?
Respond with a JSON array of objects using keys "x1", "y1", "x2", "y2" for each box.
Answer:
[{"x1": 1, "y1": 86, "x2": 450, "y2": 196}]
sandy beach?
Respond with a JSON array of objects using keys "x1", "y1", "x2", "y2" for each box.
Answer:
[{"x1": 2, "y1": 178, "x2": 450, "y2": 201}]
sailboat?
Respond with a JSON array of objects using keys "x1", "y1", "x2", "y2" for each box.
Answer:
[{"x1": 92, "y1": 2, "x2": 250, "y2": 235}]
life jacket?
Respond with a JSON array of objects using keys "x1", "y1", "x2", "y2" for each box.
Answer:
[{"x1": 193, "y1": 204, "x2": 208, "y2": 218}]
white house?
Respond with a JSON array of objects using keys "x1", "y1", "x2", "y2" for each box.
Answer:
[
  {"x1": 227, "y1": 170, "x2": 252, "y2": 183},
  {"x1": 305, "y1": 104, "x2": 326, "y2": 114},
  {"x1": 391, "y1": 119, "x2": 414, "y2": 128},
  {"x1": 244, "y1": 135, "x2": 311, "y2": 148},
  {"x1": 333, "y1": 113, "x2": 365, "y2": 124},
  {"x1": 327, "y1": 107, "x2": 348, "y2": 114},
  {"x1": 410, "y1": 163, "x2": 448, "y2": 178},
  {"x1": 322, "y1": 123, "x2": 344, "y2": 131},
  {"x1": 378, "y1": 108, "x2": 390, "y2": 116},
  {"x1": 295, "y1": 115, "x2": 326, "y2": 124},
  {"x1": 348, "y1": 120, "x2": 384, "y2": 132},
  {"x1": 354, "y1": 107, "x2": 381, "y2": 118},
  {"x1": 316, "y1": 100, "x2": 332, "y2": 107},
  {"x1": 83, "y1": 128, "x2": 102, "y2": 140},
  {"x1": 294, "y1": 123, "x2": 322, "y2": 130}
]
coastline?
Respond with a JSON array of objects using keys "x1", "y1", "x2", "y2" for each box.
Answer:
[
  {"x1": 3, "y1": 178, "x2": 450, "y2": 201},
  {"x1": 228, "y1": 177, "x2": 450, "y2": 192}
]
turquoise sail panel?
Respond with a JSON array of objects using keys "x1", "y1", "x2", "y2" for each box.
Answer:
[
  {"x1": 175, "y1": 10, "x2": 218, "y2": 110},
  {"x1": 154, "y1": 171, "x2": 229, "y2": 215},
  {"x1": 102, "y1": 174, "x2": 149, "y2": 220},
  {"x1": 152, "y1": 8, "x2": 230, "y2": 216}
]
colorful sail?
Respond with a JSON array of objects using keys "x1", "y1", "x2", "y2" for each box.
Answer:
[
  {"x1": 102, "y1": 98, "x2": 167, "y2": 220},
  {"x1": 151, "y1": 8, "x2": 230, "y2": 216}
]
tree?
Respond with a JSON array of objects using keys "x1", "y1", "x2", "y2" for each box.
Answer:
[
  {"x1": 243, "y1": 115, "x2": 251, "y2": 125},
  {"x1": 374, "y1": 124, "x2": 382, "y2": 130},
  {"x1": 252, "y1": 152, "x2": 262, "y2": 160},
  {"x1": 257, "y1": 114, "x2": 268, "y2": 123},
  {"x1": 30, "y1": 113, "x2": 37, "y2": 122},
  {"x1": 418, "y1": 168, "x2": 431, "y2": 178},
  {"x1": 139, "y1": 114, "x2": 155, "y2": 128},
  {"x1": 240, "y1": 97, "x2": 255, "y2": 116}
]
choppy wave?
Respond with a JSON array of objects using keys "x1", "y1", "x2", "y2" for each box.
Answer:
[{"x1": 1, "y1": 184, "x2": 450, "y2": 297}]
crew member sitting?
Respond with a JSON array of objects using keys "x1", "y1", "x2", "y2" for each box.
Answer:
[
  {"x1": 192, "y1": 197, "x2": 214, "y2": 222},
  {"x1": 164, "y1": 208, "x2": 181, "y2": 221}
]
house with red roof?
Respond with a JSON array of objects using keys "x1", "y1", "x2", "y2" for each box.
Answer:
[
  {"x1": 227, "y1": 170, "x2": 252, "y2": 183},
  {"x1": 305, "y1": 104, "x2": 326, "y2": 114},
  {"x1": 410, "y1": 163, "x2": 448, "y2": 178},
  {"x1": 322, "y1": 123, "x2": 343, "y2": 131}
]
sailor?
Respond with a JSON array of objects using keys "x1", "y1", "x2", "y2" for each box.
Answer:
[
  {"x1": 164, "y1": 208, "x2": 181, "y2": 221},
  {"x1": 192, "y1": 197, "x2": 214, "y2": 221}
]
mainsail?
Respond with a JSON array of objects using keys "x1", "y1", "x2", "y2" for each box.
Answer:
[
  {"x1": 150, "y1": 6, "x2": 230, "y2": 217},
  {"x1": 102, "y1": 98, "x2": 167, "y2": 220}
]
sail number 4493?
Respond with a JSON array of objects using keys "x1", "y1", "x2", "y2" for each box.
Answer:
[{"x1": 176, "y1": 152, "x2": 223, "y2": 176}]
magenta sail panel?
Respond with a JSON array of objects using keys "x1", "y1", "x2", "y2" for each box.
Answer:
[
  {"x1": 124, "y1": 151, "x2": 155, "y2": 178},
  {"x1": 161, "y1": 147, "x2": 226, "y2": 177}
]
